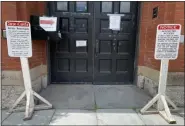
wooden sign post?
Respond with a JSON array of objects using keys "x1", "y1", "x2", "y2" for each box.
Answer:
[
  {"x1": 5, "y1": 21, "x2": 52, "y2": 120},
  {"x1": 140, "y1": 24, "x2": 181, "y2": 124}
]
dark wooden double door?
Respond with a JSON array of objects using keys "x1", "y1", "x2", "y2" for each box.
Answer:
[{"x1": 49, "y1": 2, "x2": 138, "y2": 84}]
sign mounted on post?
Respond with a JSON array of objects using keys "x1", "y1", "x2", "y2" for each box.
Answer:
[
  {"x1": 39, "y1": 17, "x2": 57, "y2": 31},
  {"x1": 154, "y1": 24, "x2": 181, "y2": 60},
  {"x1": 5, "y1": 21, "x2": 32, "y2": 57},
  {"x1": 6, "y1": 20, "x2": 52, "y2": 120},
  {"x1": 141, "y1": 24, "x2": 182, "y2": 124}
]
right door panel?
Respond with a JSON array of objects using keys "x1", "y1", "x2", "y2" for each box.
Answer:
[{"x1": 94, "y1": 2, "x2": 138, "y2": 84}]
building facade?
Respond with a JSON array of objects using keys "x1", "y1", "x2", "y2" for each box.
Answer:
[{"x1": 1, "y1": 1, "x2": 184, "y2": 109}]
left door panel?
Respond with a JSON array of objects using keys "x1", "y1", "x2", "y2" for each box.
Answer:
[{"x1": 49, "y1": 2, "x2": 93, "y2": 83}]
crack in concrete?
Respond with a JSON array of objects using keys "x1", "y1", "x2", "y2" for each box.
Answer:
[
  {"x1": 1, "y1": 111, "x2": 12, "y2": 123},
  {"x1": 48, "y1": 109, "x2": 56, "y2": 125}
]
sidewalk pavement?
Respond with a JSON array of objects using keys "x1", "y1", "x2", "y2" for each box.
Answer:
[
  {"x1": 2, "y1": 85, "x2": 184, "y2": 125},
  {"x1": 1, "y1": 108, "x2": 184, "y2": 125}
]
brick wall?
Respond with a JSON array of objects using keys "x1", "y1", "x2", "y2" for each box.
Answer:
[
  {"x1": 1, "y1": 1, "x2": 47, "y2": 70},
  {"x1": 2, "y1": 2, "x2": 184, "y2": 72},
  {"x1": 138, "y1": 2, "x2": 184, "y2": 72}
]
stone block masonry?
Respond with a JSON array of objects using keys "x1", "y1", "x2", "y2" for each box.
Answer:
[
  {"x1": 2, "y1": 65, "x2": 48, "y2": 109},
  {"x1": 137, "y1": 66, "x2": 184, "y2": 107}
]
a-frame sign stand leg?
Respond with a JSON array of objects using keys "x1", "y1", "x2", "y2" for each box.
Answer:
[
  {"x1": 8, "y1": 58, "x2": 52, "y2": 120},
  {"x1": 140, "y1": 59, "x2": 179, "y2": 124}
]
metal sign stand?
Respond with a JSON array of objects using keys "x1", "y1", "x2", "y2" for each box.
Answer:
[
  {"x1": 140, "y1": 59, "x2": 178, "y2": 124},
  {"x1": 9, "y1": 57, "x2": 52, "y2": 120}
]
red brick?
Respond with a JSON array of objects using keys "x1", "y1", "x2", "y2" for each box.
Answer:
[
  {"x1": 175, "y1": 2, "x2": 185, "y2": 11},
  {"x1": 1, "y1": 2, "x2": 17, "y2": 29},
  {"x1": 1, "y1": 2, "x2": 47, "y2": 70},
  {"x1": 2, "y1": 1, "x2": 184, "y2": 73},
  {"x1": 139, "y1": 2, "x2": 184, "y2": 72}
]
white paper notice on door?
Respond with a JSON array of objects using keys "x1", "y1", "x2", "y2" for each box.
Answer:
[
  {"x1": 76, "y1": 40, "x2": 87, "y2": 47},
  {"x1": 109, "y1": 15, "x2": 121, "y2": 30}
]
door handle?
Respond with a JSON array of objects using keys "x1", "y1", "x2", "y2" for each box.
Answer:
[
  {"x1": 113, "y1": 42, "x2": 116, "y2": 51},
  {"x1": 58, "y1": 31, "x2": 62, "y2": 39},
  {"x1": 95, "y1": 41, "x2": 99, "y2": 54}
]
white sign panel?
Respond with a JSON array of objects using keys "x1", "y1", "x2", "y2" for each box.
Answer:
[
  {"x1": 76, "y1": 40, "x2": 87, "y2": 47},
  {"x1": 109, "y1": 15, "x2": 121, "y2": 30},
  {"x1": 5, "y1": 21, "x2": 32, "y2": 57},
  {"x1": 154, "y1": 24, "x2": 181, "y2": 60},
  {"x1": 39, "y1": 17, "x2": 57, "y2": 31}
]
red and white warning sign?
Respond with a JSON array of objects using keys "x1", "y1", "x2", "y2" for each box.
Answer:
[
  {"x1": 5, "y1": 21, "x2": 32, "y2": 57},
  {"x1": 39, "y1": 17, "x2": 57, "y2": 31},
  {"x1": 155, "y1": 24, "x2": 181, "y2": 60}
]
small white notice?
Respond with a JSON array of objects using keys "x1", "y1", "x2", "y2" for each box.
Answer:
[
  {"x1": 76, "y1": 40, "x2": 87, "y2": 47},
  {"x1": 154, "y1": 24, "x2": 181, "y2": 60},
  {"x1": 109, "y1": 15, "x2": 121, "y2": 30},
  {"x1": 39, "y1": 17, "x2": 57, "y2": 31},
  {"x1": 5, "y1": 21, "x2": 32, "y2": 57}
]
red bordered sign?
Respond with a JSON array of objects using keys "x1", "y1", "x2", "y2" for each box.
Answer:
[
  {"x1": 154, "y1": 24, "x2": 181, "y2": 60},
  {"x1": 5, "y1": 21, "x2": 32, "y2": 57}
]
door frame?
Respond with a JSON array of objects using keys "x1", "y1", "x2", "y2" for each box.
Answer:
[
  {"x1": 45, "y1": 1, "x2": 142, "y2": 85},
  {"x1": 133, "y1": 2, "x2": 142, "y2": 85}
]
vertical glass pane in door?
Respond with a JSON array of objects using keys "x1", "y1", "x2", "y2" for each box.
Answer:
[
  {"x1": 102, "y1": 2, "x2": 112, "y2": 13},
  {"x1": 76, "y1": 2, "x2": 87, "y2": 12},
  {"x1": 120, "y1": 2, "x2": 130, "y2": 13},
  {"x1": 57, "y1": 2, "x2": 68, "y2": 11}
]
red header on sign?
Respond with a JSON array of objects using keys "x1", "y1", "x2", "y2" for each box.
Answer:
[
  {"x1": 7, "y1": 21, "x2": 29, "y2": 27},
  {"x1": 158, "y1": 25, "x2": 180, "y2": 30},
  {"x1": 40, "y1": 20, "x2": 54, "y2": 25}
]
